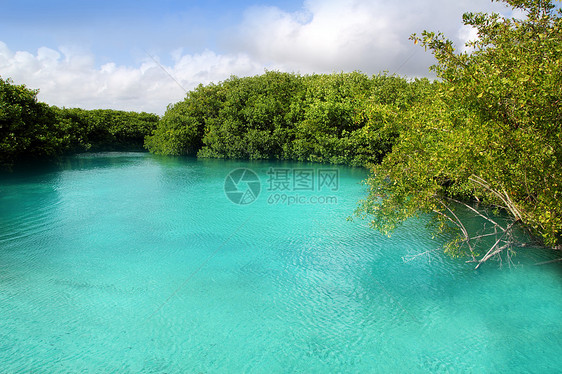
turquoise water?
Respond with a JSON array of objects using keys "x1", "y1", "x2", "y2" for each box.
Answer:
[{"x1": 1, "y1": 152, "x2": 561, "y2": 373}]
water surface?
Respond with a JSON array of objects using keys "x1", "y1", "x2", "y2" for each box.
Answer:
[{"x1": 1, "y1": 152, "x2": 561, "y2": 373}]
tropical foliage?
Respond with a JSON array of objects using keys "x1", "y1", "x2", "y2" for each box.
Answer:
[
  {"x1": 55, "y1": 107, "x2": 159, "y2": 152},
  {"x1": 146, "y1": 71, "x2": 432, "y2": 167},
  {"x1": 357, "y1": 0, "x2": 562, "y2": 264},
  {"x1": 0, "y1": 77, "x2": 67, "y2": 165},
  {"x1": 0, "y1": 77, "x2": 158, "y2": 167}
]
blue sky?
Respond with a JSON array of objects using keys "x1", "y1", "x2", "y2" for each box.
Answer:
[
  {"x1": 1, "y1": 0, "x2": 305, "y2": 65},
  {"x1": 0, "y1": 0, "x2": 510, "y2": 114}
]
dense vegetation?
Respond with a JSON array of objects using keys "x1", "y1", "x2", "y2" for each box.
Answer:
[
  {"x1": 0, "y1": 77, "x2": 158, "y2": 167},
  {"x1": 145, "y1": 72, "x2": 432, "y2": 166},
  {"x1": 357, "y1": 0, "x2": 562, "y2": 263},
  {"x1": 1, "y1": 0, "x2": 560, "y2": 264}
]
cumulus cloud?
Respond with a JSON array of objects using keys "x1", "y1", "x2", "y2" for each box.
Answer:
[
  {"x1": 235, "y1": 0, "x2": 415, "y2": 74},
  {"x1": 232, "y1": 0, "x2": 509, "y2": 75},
  {"x1": 0, "y1": 0, "x2": 511, "y2": 113},
  {"x1": 0, "y1": 42, "x2": 263, "y2": 114}
]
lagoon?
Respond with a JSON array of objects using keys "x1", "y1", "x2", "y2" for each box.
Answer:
[{"x1": 1, "y1": 152, "x2": 561, "y2": 372}]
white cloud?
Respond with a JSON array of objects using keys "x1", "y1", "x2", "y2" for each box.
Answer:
[
  {"x1": 0, "y1": 0, "x2": 511, "y2": 114},
  {"x1": 230, "y1": 0, "x2": 509, "y2": 75},
  {"x1": 235, "y1": 0, "x2": 407, "y2": 73},
  {"x1": 458, "y1": 25, "x2": 479, "y2": 53},
  {"x1": 0, "y1": 42, "x2": 263, "y2": 114}
]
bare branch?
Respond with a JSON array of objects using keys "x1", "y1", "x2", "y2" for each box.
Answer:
[
  {"x1": 469, "y1": 175, "x2": 523, "y2": 221},
  {"x1": 475, "y1": 221, "x2": 518, "y2": 269},
  {"x1": 446, "y1": 196, "x2": 505, "y2": 231},
  {"x1": 534, "y1": 258, "x2": 562, "y2": 266},
  {"x1": 477, "y1": 243, "x2": 511, "y2": 269},
  {"x1": 402, "y1": 247, "x2": 442, "y2": 262},
  {"x1": 470, "y1": 232, "x2": 505, "y2": 241},
  {"x1": 436, "y1": 199, "x2": 474, "y2": 255}
]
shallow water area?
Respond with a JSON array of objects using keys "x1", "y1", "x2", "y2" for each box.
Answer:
[{"x1": 1, "y1": 152, "x2": 561, "y2": 373}]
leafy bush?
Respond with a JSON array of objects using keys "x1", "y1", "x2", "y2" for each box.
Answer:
[
  {"x1": 1, "y1": 76, "x2": 159, "y2": 167},
  {"x1": 146, "y1": 71, "x2": 428, "y2": 165},
  {"x1": 358, "y1": 0, "x2": 562, "y2": 262}
]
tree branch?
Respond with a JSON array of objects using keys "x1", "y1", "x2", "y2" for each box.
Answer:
[{"x1": 475, "y1": 221, "x2": 517, "y2": 269}]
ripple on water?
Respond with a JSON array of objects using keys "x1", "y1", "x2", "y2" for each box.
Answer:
[{"x1": 1, "y1": 153, "x2": 562, "y2": 373}]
